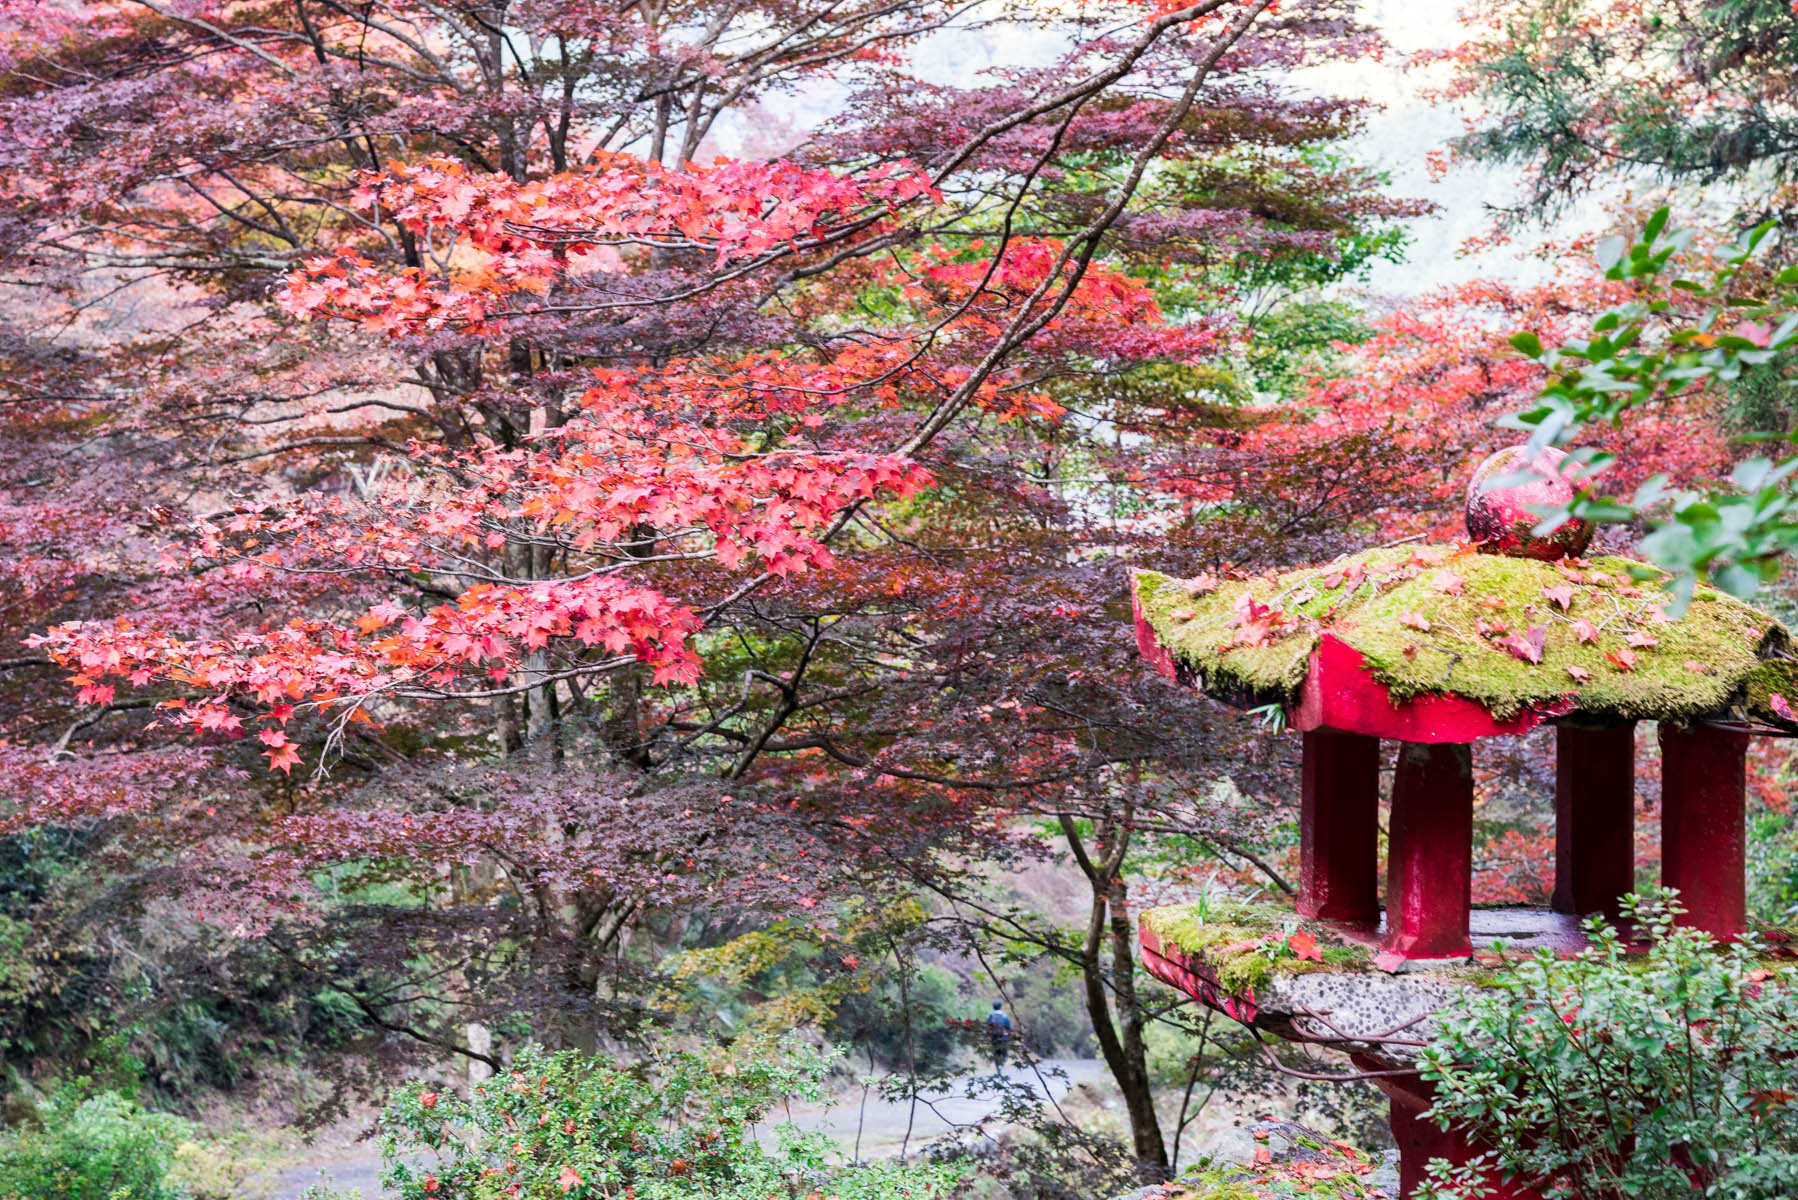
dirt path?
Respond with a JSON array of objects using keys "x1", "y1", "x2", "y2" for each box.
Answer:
[
  {"x1": 769, "y1": 1057, "x2": 1109, "y2": 1160},
  {"x1": 257, "y1": 1059, "x2": 1110, "y2": 1198},
  {"x1": 261, "y1": 1146, "x2": 387, "y2": 1200}
]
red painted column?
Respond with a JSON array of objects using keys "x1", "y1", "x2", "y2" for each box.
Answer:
[
  {"x1": 1553, "y1": 724, "x2": 1636, "y2": 920},
  {"x1": 1660, "y1": 722, "x2": 1748, "y2": 940},
  {"x1": 1382, "y1": 1077, "x2": 1458, "y2": 1199},
  {"x1": 1297, "y1": 729, "x2": 1382, "y2": 926},
  {"x1": 1384, "y1": 741, "x2": 1473, "y2": 959},
  {"x1": 1357, "y1": 1063, "x2": 1551, "y2": 1199}
]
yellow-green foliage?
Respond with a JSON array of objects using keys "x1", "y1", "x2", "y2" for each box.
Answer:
[
  {"x1": 1141, "y1": 902, "x2": 1365, "y2": 995},
  {"x1": 664, "y1": 925, "x2": 860, "y2": 1030},
  {"x1": 1134, "y1": 546, "x2": 1786, "y2": 721}
]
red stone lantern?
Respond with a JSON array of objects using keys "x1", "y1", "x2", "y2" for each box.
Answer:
[{"x1": 1128, "y1": 448, "x2": 1797, "y2": 1196}]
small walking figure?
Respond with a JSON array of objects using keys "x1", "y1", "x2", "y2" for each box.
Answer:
[{"x1": 984, "y1": 1000, "x2": 1013, "y2": 1072}]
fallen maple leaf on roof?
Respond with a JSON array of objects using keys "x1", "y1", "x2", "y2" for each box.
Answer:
[
  {"x1": 1498, "y1": 625, "x2": 1547, "y2": 664},
  {"x1": 1286, "y1": 930, "x2": 1323, "y2": 962}
]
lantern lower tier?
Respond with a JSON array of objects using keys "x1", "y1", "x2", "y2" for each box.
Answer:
[{"x1": 1139, "y1": 890, "x2": 1795, "y2": 1200}]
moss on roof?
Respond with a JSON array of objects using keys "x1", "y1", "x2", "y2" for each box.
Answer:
[
  {"x1": 1141, "y1": 902, "x2": 1367, "y2": 994},
  {"x1": 1134, "y1": 545, "x2": 1788, "y2": 723},
  {"x1": 1142, "y1": 901, "x2": 1500, "y2": 992},
  {"x1": 1144, "y1": 902, "x2": 1798, "y2": 999},
  {"x1": 1744, "y1": 657, "x2": 1798, "y2": 728}
]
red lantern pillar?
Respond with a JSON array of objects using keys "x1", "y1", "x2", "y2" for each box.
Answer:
[
  {"x1": 1552, "y1": 724, "x2": 1636, "y2": 920},
  {"x1": 1297, "y1": 729, "x2": 1382, "y2": 926},
  {"x1": 1357, "y1": 1063, "x2": 1553, "y2": 1199},
  {"x1": 1384, "y1": 741, "x2": 1473, "y2": 959},
  {"x1": 1659, "y1": 723, "x2": 1748, "y2": 939}
]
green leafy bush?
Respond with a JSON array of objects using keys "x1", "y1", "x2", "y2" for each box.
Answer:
[
  {"x1": 0, "y1": 1086, "x2": 194, "y2": 1200},
  {"x1": 1419, "y1": 892, "x2": 1798, "y2": 1199},
  {"x1": 377, "y1": 1036, "x2": 960, "y2": 1199},
  {"x1": 828, "y1": 961, "x2": 966, "y2": 1074},
  {"x1": 1503, "y1": 208, "x2": 1798, "y2": 609}
]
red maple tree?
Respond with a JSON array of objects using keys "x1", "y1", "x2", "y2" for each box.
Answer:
[{"x1": 0, "y1": 0, "x2": 1659, "y2": 1181}]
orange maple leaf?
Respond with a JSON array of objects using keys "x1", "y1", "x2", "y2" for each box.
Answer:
[
  {"x1": 1286, "y1": 930, "x2": 1323, "y2": 963},
  {"x1": 264, "y1": 743, "x2": 302, "y2": 774}
]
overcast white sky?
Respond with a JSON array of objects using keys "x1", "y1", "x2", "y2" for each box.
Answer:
[
  {"x1": 721, "y1": 3, "x2": 1592, "y2": 299},
  {"x1": 1308, "y1": 2, "x2": 1575, "y2": 298}
]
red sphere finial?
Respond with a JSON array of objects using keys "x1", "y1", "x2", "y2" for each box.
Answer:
[{"x1": 1465, "y1": 445, "x2": 1594, "y2": 560}]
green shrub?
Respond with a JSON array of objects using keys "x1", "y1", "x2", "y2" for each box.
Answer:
[
  {"x1": 376, "y1": 1036, "x2": 960, "y2": 1199},
  {"x1": 828, "y1": 962, "x2": 966, "y2": 1074},
  {"x1": 1419, "y1": 892, "x2": 1798, "y2": 1199},
  {"x1": 0, "y1": 1086, "x2": 194, "y2": 1200}
]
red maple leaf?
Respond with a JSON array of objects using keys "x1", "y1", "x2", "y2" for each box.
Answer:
[
  {"x1": 264, "y1": 743, "x2": 302, "y2": 774},
  {"x1": 1229, "y1": 593, "x2": 1287, "y2": 648},
  {"x1": 1286, "y1": 930, "x2": 1323, "y2": 962},
  {"x1": 1498, "y1": 625, "x2": 1547, "y2": 664}
]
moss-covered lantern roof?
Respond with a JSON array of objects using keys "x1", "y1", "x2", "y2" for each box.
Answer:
[{"x1": 1131, "y1": 544, "x2": 1797, "y2": 731}]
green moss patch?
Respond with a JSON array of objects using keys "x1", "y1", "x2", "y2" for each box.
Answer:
[
  {"x1": 1743, "y1": 657, "x2": 1798, "y2": 727},
  {"x1": 1134, "y1": 546, "x2": 1787, "y2": 722},
  {"x1": 1141, "y1": 902, "x2": 1367, "y2": 994}
]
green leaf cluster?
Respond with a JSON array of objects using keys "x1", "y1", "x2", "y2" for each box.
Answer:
[
  {"x1": 1420, "y1": 892, "x2": 1798, "y2": 1199},
  {"x1": 1504, "y1": 209, "x2": 1798, "y2": 609},
  {"x1": 375, "y1": 1037, "x2": 961, "y2": 1200},
  {"x1": 0, "y1": 1086, "x2": 195, "y2": 1200}
]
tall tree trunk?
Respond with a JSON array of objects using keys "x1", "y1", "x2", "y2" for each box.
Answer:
[
  {"x1": 1107, "y1": 871, "x2": 1168, "y2": 1173},
  {"x1": 1064, "y1": 812, "x2": 1170, "y2": 1180}
]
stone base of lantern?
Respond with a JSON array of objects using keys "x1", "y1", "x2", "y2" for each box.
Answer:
[
  {"x1": 1139, "y1": 905, "x2": 1591, "y2": 1047},
  {"x1": 1142, "y1": 914, "x2": 1573, "y2": 1198},
  {"x1": 1140, "y1": 893, "x2": 1785, "y2": 1198}
]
